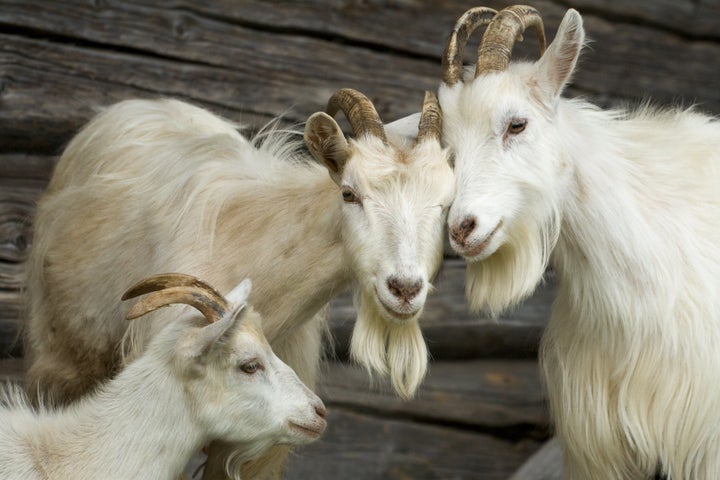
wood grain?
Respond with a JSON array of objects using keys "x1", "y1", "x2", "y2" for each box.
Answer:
[
  {"x1": 1, "y1": 1, "x2": 718, "y2": 153},
  {"x1": 286, "y1": 407, "x2": 541, "y2": 480},
  {"x1": 509, "y1": 437, "x2": 563, "y2": 480},
  {"x1": 318, "y1": 359, "x2": 549, "y2": 431}
]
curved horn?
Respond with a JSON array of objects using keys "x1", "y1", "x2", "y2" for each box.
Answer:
[
  {"x1": 475, "y1": 5, "x2": 546, "y2": 77},
  {"x1": 441, "y1": 7, "x2": 498, "y2": 85},
  {"x1": 122, "y1": 273, "x2": 224, "y2": 301},
  {"x1": 123, "y1": 273, "x2": 229, "y2": 323},
  {"x1": 326, "y1": 88, "x2": 387, "y2": 143},
  {"x1": 416, "y1": 91, "x2": 442, "y2": 144}
]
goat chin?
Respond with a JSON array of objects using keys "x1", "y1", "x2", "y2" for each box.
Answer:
[{"x1": 350, "y1": 290, "x2": 427, "y2": 399}]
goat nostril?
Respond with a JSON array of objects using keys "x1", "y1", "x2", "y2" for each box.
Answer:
[
  {"x1": 387, "y1": 277, "x2": 423, "y2": 302},
  {"x1": 387, "y1": 277, "x2": 402, "y2": 298},
  {"x1": 450, "y1": 216, "x2": 477, "y2": 245},
  {"x1": 460, "y1": 217, "x2": 477, "y2": 235},
  {"x1": 315, "y1": 404, "x2": 327, "y2": 419},
  {"x1": 404, "y1": 280, "x2": 422, "y2": 299}
]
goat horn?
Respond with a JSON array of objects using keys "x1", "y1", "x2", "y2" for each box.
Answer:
[
  {"x1": 416, "y1": 91, "x2": 442, "y2": 144},
  {"x1": 122, "y1": 274, "x2": 229, "y2": 323},
  {"x1": 441, "y1": 6, "x2": 498, "y2": 85},
  {"x1": 475, "y1": 5, "x2": 546, "y2": 77},
  {"x1": 121, "y1": 273, "x2": 224, "y2": 301},
  {"x1": 125, "y1": 286, "x2": 229, "y2": 323},
  {"x1": 326, "y1": 88, "x2": 387, "y2": 144}
]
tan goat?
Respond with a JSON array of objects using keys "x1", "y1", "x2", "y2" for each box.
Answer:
[{"x1": 23, "y1": 89, "x2": 454, "y2": 479}]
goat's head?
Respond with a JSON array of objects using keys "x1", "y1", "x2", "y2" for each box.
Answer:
[
  {"x1": 304, "y1": 89, "x2": 455, "y2": 398},
  {"x1": 439, "y1": 6, "x2": 585, "y2": 314},
  {"x1": 123, "y1": 274, "x2": 327, "y2": 459}
]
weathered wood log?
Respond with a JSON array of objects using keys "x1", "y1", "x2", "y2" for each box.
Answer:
[
  {"x1": 0, "y1": 290, "x2": 22, "y2": 357},
  {"x1": 0, "y1": 357, "x2": 22, "y2": 382},
  {"x1": 317, "y1": 359, "x2": 549, "y2": 431},
  {"x1": 0, "y1": 154, "x2": 55, "y2": 181},
  {"x1": 0, "y1": 156, "x2": 53, "y2": 355},
  {"x1": 0, "y1": 179, "x2": 43, "y2": 289},
  {"x1": 3, "y1": 0, "x2": 718, "y2": 61},
  {"x1": 509, "y1": 437, "x2": 563, "y2": 480},
  {"x1": 551, "y1": 0, "x2": 720, "y2": 39},
  {"x1": 286, "y1": 407, "x2": 542, "y2": 480},
  {"x1": 1, "y1": 1, "x2": 719, "y2": 153},
  {"x1": 0, "y1": 31, "x2": 437, "y2": 152}
]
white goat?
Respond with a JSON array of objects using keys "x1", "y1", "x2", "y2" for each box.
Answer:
[
  {"x1": 23, "y1": 89, "x2": 454, "y2": 479},
  {"x1": 438, "y1": 5, "x2": 720, "y2": 479},
  {"x1": 3, "y1": 274, "x2": 326, "y2": 480}
]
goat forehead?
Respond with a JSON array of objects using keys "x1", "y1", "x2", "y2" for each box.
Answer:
[
  {"x1": 444, "y1": 71, "x2": 538, "y2": 125},
  {"x1": 350, "y1": 153, "x2": 451, "y2": 198},
  {"x1": 233, "y1": 321, "x2": 271, "y2": 354},
  {"x1": 350, "y1": 137, "x2": 448, "y2": 172}
]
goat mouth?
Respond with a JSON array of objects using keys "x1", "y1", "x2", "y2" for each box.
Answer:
[
  {"x1": 288, "y1": 421, "x2": 325, "y2": 439},
  {"x1": 376, "y1": 296, "x2": 420, "y2": 322},
  {"x1": 459, "y1": 220, "x2": 503, "y2": 260}
]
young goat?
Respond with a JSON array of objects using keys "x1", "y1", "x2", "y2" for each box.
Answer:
[
  {"x1": 438, "y1": 5, "x2": 720, "y2": 479},
  {"x1": 3, "y1": 274, "x2": 326, "y2": 480},
  {"x1": 23, "y1": 89, "x2": 454, "y2": 479}
]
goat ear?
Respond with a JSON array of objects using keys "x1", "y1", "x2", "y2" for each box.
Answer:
[
  {"x1": 185, "y1": 308, "x2": 245, "y2": 363},
  {"x1": 305, "y1": 112, "x2": 351, "y2": 185},
  {"x1": 225, "y1": 278, "x2": 252, "y2": 308},
  {"x1": 185, "y1": 279, "x2": 253, "y2": 363},
  {"x1": 534, "y1": 9, "x2": 585, "y2": 98}
]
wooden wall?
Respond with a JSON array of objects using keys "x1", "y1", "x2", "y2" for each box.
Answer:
[{"x1": 1, "y1": 1, "x2": 718, "y2": 478}]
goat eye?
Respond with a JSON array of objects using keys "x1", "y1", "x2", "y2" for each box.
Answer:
[
  {"x1": 341, "y1": 187, "x2": 361, "y2": 205},
  {"x1": 507, "y1": 118, "x2": 527, "y2": 135},
  {"x1": 240, "y1": 361, "x2": 262, "y2": 374}
]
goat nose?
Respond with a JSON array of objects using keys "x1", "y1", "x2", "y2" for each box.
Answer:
[
  {"x1": 315, "y1": 403, "x2": 327, "y2": 419},
  {"x1": 449, "y1": 216, "x2": 477, "y2": 246},
  {"x1": 387, "y1": 276, "x2": 423, "y2": 303}
]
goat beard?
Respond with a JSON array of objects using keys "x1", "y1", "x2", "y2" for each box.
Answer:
[
  {"x1": 349, "y1": 290, "x2": 428, "y2": 400},
  {"x1": 465, "y1": 208, "x2": 560, "y2": 316}
]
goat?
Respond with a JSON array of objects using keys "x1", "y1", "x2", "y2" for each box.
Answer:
[
  {"x1": 2, "y1": 274, "x2": 326, "y2": 480},
  {"x1": 437, "y1": 5, "x2": 720, "y2": 479},
  {"x1": 23, "y1": 89, "x2": 454, "y2": 479}
]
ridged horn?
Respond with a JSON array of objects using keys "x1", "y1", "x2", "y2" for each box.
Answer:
[
  {"x1": 326, "y1": 88, "x2": 387, "y2": 143},
  {"x1": 123, "y1": 273, "x2": 229, "y2": 323},
  {"x1": 416, "y1": 91, "x2": 442, "y2": 144},
  {"x1": 122, "y1": 273, "x2": 224, "y2": 301},
  {"x1": 475, "y1": 5, "x2": 546, "y2": 77},
  {"x1": 442, "y1": 6, "x2": 498, "y2": 85}
]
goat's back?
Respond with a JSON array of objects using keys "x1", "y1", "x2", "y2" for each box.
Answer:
[{"x1": 23, "y1": 99, "x2": 268, "y2": 403}]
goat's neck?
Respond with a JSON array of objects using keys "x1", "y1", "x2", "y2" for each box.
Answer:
[
  {"x1": 551, "y1": 103, "x2": 670, "y2": 332},
  {"x1": 41, "y1": 356, "x2": 201, "y2": 480},
  {"x1": 213, "y1": 169, "x2": 348, "y2": 343}
]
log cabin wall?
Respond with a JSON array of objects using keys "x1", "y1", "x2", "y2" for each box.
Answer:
[{"x1": 1, "y1": 1, "x2": 718, "y2": 478}]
